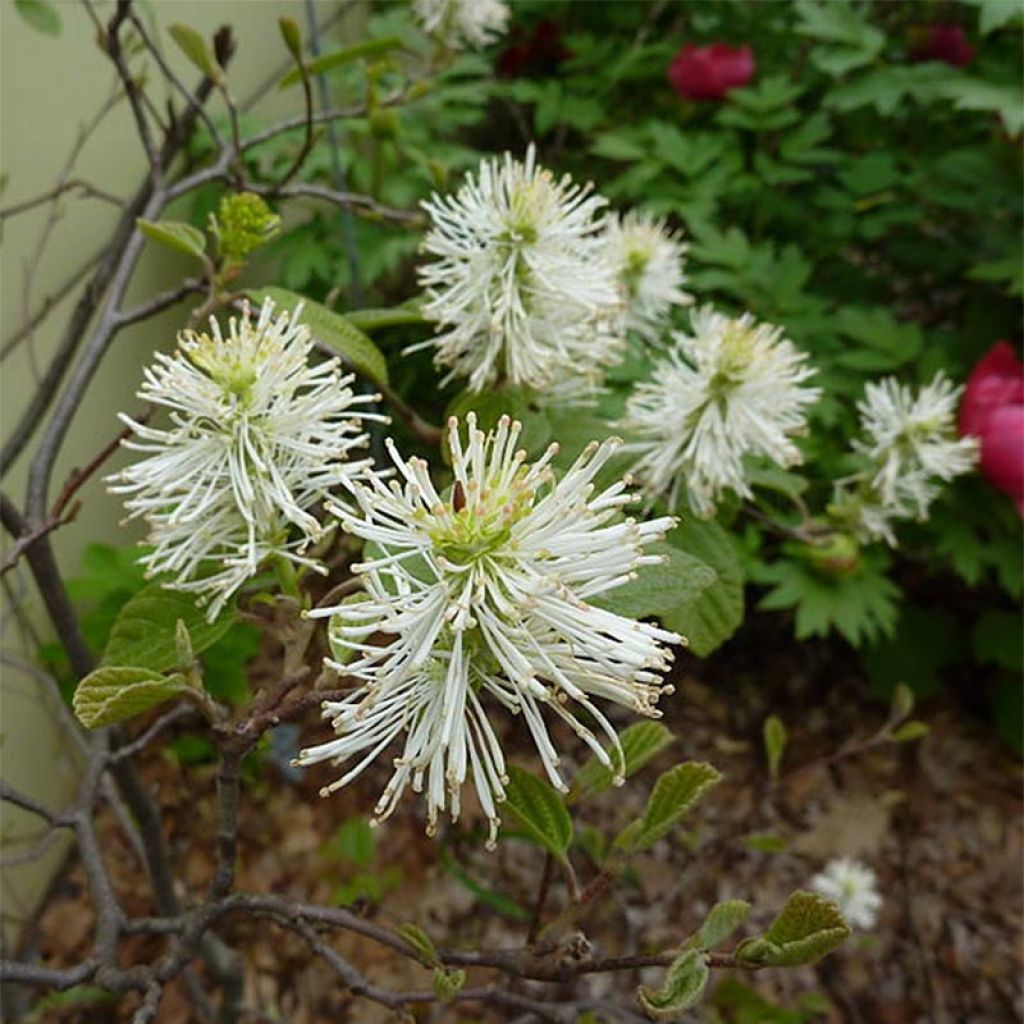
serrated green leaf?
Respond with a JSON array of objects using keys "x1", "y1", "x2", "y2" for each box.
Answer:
[
  {"x1": 279, "y1": 36, "x2": 403, "y2": 88},
  {"x1": 661, "y1": 521, "x2": 744, "y2": 657},
  {"x1": 102, "y1": 583, "x2": 235, "y2": 673},
  {"x1": 398, "y1": 923, "x2": 438, "y2": 966},
  {"x1": 73, "y1": 667, "x2": 190, "y2": 729},
  {"x1": 890, "y1": 720, "x2": 929, "y2": 742},
  {"x1": 432, "y1": 967, "x2": 466, "y2": 1003},
  {"x1": 614, "y1": 762, "x2": 721, "y2": 853},
  {"x1": 167, "y1": 23, "x2": 221, "y2": 81},
  {"x1": 248, "y1": 287, "x2": 389, "y2": 386},
  {"x1": 693, "y1": 899, "x2": 752, "y2": 950},
  {"x1": 14, "y1": 0, "x2": 61, "y2": 36},
  {"x1": 636, "y1": 948, "x2": 709, "y2": 1019},
  {"x1": 137, "y1": 218, "x2": 207, "y2": 261},
  {"x1": 735, "y1": 891, "x2": 851, "y2": 967},
  {"x1": 502, "y1": 765, "x2": 572, "y2": 858},
  {"x1": 573, "y1": 721, "x2": 675, "y2": 798},
  {"x1": 763, "y1": 715, "x2": 787, "y2": 781}
]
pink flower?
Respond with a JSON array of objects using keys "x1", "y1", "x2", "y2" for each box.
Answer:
[
  {"x1": 668, "y1": 43, "x2": 755, "y2": 102},
  {"x1": 960, "y1": 342, "x2": 1024, "y2": 514},
  {"x1": 909, "y1": 24, "x2": 975, "y2": 68}
]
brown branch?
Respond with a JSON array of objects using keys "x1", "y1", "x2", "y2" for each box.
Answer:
[{"x1": 0, "y1": 180, "x2": 124, "y2": 221}]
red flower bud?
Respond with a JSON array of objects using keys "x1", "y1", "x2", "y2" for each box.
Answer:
[
  {"x1": 667, "y1": 42, "x2": 755, "y2": 101},
  {"x1": 909, "y1": 24, "x2": 975, "y2": 68},
  {"x1": 960, "y1": 342, "x2": 1024, "y2": 515}
]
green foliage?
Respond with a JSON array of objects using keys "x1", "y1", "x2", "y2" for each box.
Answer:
[
  {"x1": 136, "y1": 218, "x2": 208, "y2": 263},
  {"x1": 691, "y1": 899, "x2": 752, "y2": 951},
  {"x1": 757, "y1": 549, "x2": 900, "y2": 647},
  {"x1": 735, "y1": 892, "x2": 851, "y2": 967},
  {"x1": 102, "y1": 583, "x2": 235, "y2": 673},
  {"x1": 572, "y1": 721, "x2": 675, "y2": 798},
  {"x1": 248, "y1": 287, "x2": 390, "y2": 386},
  {"x1": 658, "y1": 520, "x2": 745, "y2": 656},
  {"x1": 167, "y1": 23, "x2": 222, "y2": 82},
  {"x1": 637, "y1": 948, "x2": 709, "y2": 1020},
  {"x1": 211, "y1": 192, "x2": 280, "y2": 265},
  {"x1": 614, "y1": 762, "x2": 722, "y2": 854},
  {"x1": 279, "y1": 37, "x2": 404, "y2": 88},
  {"x1": 432, "y1": 967, "x2": 466, "y2": 1003},
  {"x1": 502, "y1": 765, "x2": 573, "y2": 858},
  {"x1": 14, "y1": 0, "x2": 61, "y2": 36},
  {"x1": 762, "y1": 716, "x2": 788, "y2": 781},
  {"x1": 72, "y1": 666, "x2": 191, "y2": 729}
]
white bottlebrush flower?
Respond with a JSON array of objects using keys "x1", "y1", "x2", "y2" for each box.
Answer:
[
  {"x1": 604, "y1": 210, "x2": 692, "y2": 344},
  {"x1": 413, "y1": 0, "x2": 509, "y2": 50},
  {"x1": 108, "y1": 299, "x2": 383, "y2": 619},
  {"x1": 297, "y1": 414, "x2": 681, "y2": 846},
  {"x1": 853, "y1": 374, "x2": 978, "y2": 522},
  {"x1": 810, "y1": 857, "x2": 882, "y2": 930},
  {"x1": 415, "y1": 145, "x2": 624, "y2": 399},
  {"x1": 620, "y1": 306, "x2": 820, "y2": 517}
]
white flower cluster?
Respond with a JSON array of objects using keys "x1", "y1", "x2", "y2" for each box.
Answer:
[
  {"x1": 620, "y1": 306, "x2": 820, "y2": 517},
  {"x1": 297, "y1": 414, "x2": 680, "y2": 845},
  {"x1": 109, "y1": 299, "x2": 381, "y2": 618},
  {"x1": 412, "y1": 0, "x2": 509, "y2": 50},
  {"x1": 603, "y1": 210, "x2": 692, "y2": 344},
  {"x1": 833, "y1": 374, "x2": 977, "y2": 545},
  {"x1": 810, "y1": 857, "x2": 882, "y2": 930},
  {"x1": 415, "y1": 145, "x2": 624, "y2": 401}
]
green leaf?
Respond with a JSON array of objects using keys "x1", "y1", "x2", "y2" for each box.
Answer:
[
  {"x1": 890, "y1": 681, "x2": 915, "y2": 722},
  {"x1": 102, "y1": 583, "x2": 235, "y2": 673},
  {"x1": 744, "y1": 832, "x2": 787, "y2": 853},
  {"x1": 278, "y1": 16, "x2": 303, "y2": 61},
  {"x1": 763, "y1": 715, "x2": 787, "y2": 781},
  {"x1": 137, "y1": 218, "x2": 207, "y2": 262},
  {"x1": 502, "y1": 765, "x2": 573, "y2": 858},
  {"x1": 636, "y1": 948, "x2": 709, "y2": 1020},
  {"x1": 333, "y1": 817, "x2": 375, "y2": 866},
  {"x1": 73, "y1": 667, "x2": 190, "y2": 729},
  {"x1": 692, "y1": 899, "x2": 752, "y2": 951},
  {"x1": 660, "y1": 520, "x2": 745, "y2": 657},
  {"x1": 398, "y1": 923, "x2": 439, "y2": 966},
  {"x1": 890, "y1": 720, "x2": 929, "y2": 742},
  {"x1": 594, "y1": 541, "x2": 717, "y2": 627},
  {"x1": 938, "y1": 76, "x2": 1024, "y2": 135},
  {"x1": 344, "y1": 302, "x2": 427, "y2": 333},
  {"x1": 447, "y1": 386, "x2": 551, "y2": 459},
  {"x1": 248, "y1": 287, "x2": 389, "y2": 386},
  {"x1": 279, "y1": 37, "x2": 403, "y2": 88},
  {"x1": 614, "y1": 762, "x2": 721, "y2": 853},
  {"x1": 432, "y1": 967, "x2": 466, "y2": 1004},
  {"x1": 167, "y1": 23, "x2": 222, "y2": 81},
  {"x1": 573, "y1": 721, "x2": 675, "y2": 798},
  {"x1": 735, "y1": 891, "x2": 851, "y2": 967},
  {"x1": 972, "y1": 609, "x2": 1024, "y2": 672},
  {"x1": 14, "y1": 0, "x2": 61, "y2": 36}
]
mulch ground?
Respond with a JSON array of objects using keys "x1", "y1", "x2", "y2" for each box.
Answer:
[{"x1": 13, "y1": 632, "x2": 1024, "y2": 1023}]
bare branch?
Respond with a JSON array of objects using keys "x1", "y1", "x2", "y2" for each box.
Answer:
[{"x1": 0, "y1": 181, "x2": 124, "y2": 222}]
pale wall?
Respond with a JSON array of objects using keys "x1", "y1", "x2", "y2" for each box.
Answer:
[{"x1": 0, "y1": 0, "x2": 352, "y2": 949}]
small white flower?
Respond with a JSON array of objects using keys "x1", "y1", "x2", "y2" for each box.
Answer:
[
  {"x1": 810, "y1": 857, "x2": 882, "y2": 930},
  {"x1": 620, "y1": 306, "x2": 820, "y2": 516},
  {"x1": 109, "y1": 299, "x2": 383, "y2": 619},
  {"x1": 297, "y1": 414, "x2": 681, "y2": 846},
  {"x1": 413, "y1": 0, "x2": 509, "y2": 50},
  {"x1": 604, "y1": 210, "x2": 692, "y2": 344},
  {"x1": 854, "y1": 374, "x2": 978, "y2": 522},
  {"x1": 414, "y1": 145, "x2": 624, "y2": 399}
]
